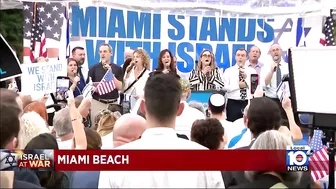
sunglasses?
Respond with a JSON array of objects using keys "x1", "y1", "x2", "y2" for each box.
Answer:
[{"x1": 202, "y1": 54, "x2": 212, "y2": 58}]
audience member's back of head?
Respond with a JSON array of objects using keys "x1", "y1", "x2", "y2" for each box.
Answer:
[
  {"x1": 97, "y1": 110, "x2": 120, "y2": 137},
  {"x1": 143, "y1": 72, "x2": 182, "y2": 123},
  {"x1": 0, "y1": 88, "x2": 21, "y2": 110},
  {"x1": 208, "y1": 93, "x2": 226, "y2": 115},
  {"x1": 24, "y1": 133, "x2": 66, "y2": 188},
  {"x1": 246, "y1": 130, "x2": 301, "y2": 184},
  {"x1": 84, "y1": 128, "x2": 102, "y2": 150},
  {"x1": 191, "y1": 118, "x2": 225, "y2": 150},
  {"x1": 0, "y1": 103, "x2": 21, "y2": 149},
  {"x1": 74, "y1": 95, "x2": 84, "y2": 108},
  {"x1": 24, "y1": 133, "x2": 58, "y2": 150},
  {"x1": 24, "y1": 101, "x2": 48, "y2": 124},
  {"x1": 53, "y1": 107, "x2": 73, "y2": 137},
  {"x1": 19, "y1": 112, "x2": 50, "y2": 148},
  {"x1": 113, "y1": 113, "x2": 147, "y2": 148},
  {"x1": 247, "y1": 97, "x2": 281, "y2": 137}
]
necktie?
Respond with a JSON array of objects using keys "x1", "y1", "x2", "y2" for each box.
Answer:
[
  {"x1": 228, "y1": 128, "x2": 248, "y2": 148},
  {"x1": 276, "y1": 66, "x2": 282, "y2": 87},
  {"x1": 239, "y1": 68, "x2": 247, "y2": 100}
]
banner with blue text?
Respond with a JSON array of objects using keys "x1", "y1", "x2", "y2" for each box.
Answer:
[{"x1": 22, "y1": 2, "x2": 323, "y2": 78}]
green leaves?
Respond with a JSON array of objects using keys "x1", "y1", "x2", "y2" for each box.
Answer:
[{"x1": 0, "y1": 9, "x2": 24, "y2": 62}]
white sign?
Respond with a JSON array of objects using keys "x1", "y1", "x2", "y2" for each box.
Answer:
[
  {"x1": 277, "y1": 81, "x2": 291, "y2": 102},
  {"x1": 20, "y1": 61, "x2": 67, "y2": 94}
]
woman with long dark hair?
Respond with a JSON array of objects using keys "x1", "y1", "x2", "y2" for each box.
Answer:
[{"x1": 155, "y1": 49, "x2": 177, "y2": 74}]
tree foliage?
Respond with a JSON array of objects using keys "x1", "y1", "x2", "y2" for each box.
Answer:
[{"x1": 0, "y1": 9, "x2": 23, "y2": 62}]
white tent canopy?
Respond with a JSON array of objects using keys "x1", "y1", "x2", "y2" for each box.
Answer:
[{"x1": 0, "y1": 0, "x2": 335, "y2": 16}]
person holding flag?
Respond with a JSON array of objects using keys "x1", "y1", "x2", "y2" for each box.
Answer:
[{"x1": 87, "y1": 44, "x2": 123, "y2": 124}]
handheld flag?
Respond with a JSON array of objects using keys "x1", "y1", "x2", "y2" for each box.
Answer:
[
  {"x1": 96, "y1": 69, "x2": 116, "y2": 95},
  {"x1": 309, "y1": 130, "x2": 329, "y2": 181}
]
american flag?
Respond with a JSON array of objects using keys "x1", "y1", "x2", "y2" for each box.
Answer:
[
  {"x1": 23, "y1": 2, "x2": 65, "y2": 61},
  {"x1": 25, "y1": 3, "x2": 47, "y2": 62},
  {"x1": 320, "y1": 17, "x2": 335, "y2": 46},
  {"x1": 309, "y1": 130, "x2": 329, "y2": 181},
  {"x1": 96, "y1": 69, "x2": 116, "y2": 95}
]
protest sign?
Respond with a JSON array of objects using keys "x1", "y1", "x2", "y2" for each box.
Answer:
[
  {"x1": 20, "y1": 61, "x2": 67, "y2": 94},
  {"x1": 0, "y1": 34, "x2": 22, "y2": 81}
]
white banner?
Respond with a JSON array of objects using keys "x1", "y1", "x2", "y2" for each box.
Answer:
[{"x1": 20, "y1": 61, "x2": 67, "y2": 94}]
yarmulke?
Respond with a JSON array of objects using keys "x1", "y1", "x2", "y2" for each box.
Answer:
[
  {"x1": 179, "y1": 78, "x2": 190, "y2": 92},
  {"x1": 209, "y1": 93, "x2": 225, "y2": 107}
]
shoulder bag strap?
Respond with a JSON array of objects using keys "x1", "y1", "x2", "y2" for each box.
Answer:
[{"x1": 123, "y1": 69, "x2": 147, "y2": 93}]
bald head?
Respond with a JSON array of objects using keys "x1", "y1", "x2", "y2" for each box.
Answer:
[
  {"x1": 269, "y1": 44, "x2": 282, "y2": 61},
  {"x1": 113, "y1": 113, "x2": 147, "y2": 148}
]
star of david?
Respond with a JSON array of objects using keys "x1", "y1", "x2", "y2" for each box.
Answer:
[
  {"x1": 272, "y1": 18, "x2": 311, "y2": 61},
  {"x1": 5, "y1": 153, "x2": 17, "y2": 167}
]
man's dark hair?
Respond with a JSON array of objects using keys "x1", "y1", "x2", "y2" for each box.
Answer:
[
  {"x1": 191, "y1": 118, "x2": 224, "y2": 150},
  {"x1": 144, "y1": 72, "x2": 182, "y2": 123},
  {"x1": 235, "y1": 48, "x2": 248, "y2": 56},
  {"x1": 0, "y1": 88, "x2": 19, "y2": 107},
  {"x1": 0, "y1": 103, "x2": 21, "y2": 148},
  {"x1": 71, "y1": 46, "x2": 84, "y2": 54},
  {"x1": 247, "y1": 97, "x2": 281, "y2": 137}
]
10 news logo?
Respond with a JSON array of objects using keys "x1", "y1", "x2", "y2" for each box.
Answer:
[{"x1": 286, "y1": 146, "x2": 312, "y2": 172}]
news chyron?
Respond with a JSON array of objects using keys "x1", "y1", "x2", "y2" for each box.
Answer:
[
  {"x1": 286, "y1": 146, "x2": 312, "y2": 172},
  {"x1": 0, "y1": 149, "x2": 54, "y2": 171}
]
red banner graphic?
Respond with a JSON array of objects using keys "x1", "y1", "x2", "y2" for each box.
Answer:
[{"x1": 54, "y1": 150, "x2": 286, "y2": 171}]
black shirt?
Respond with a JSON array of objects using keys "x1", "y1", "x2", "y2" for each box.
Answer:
[{"x1": 87, "y1": 62, "x2": 123, "y2": 100}]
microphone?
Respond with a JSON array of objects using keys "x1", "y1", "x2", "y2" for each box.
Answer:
[
  {"x1": 273, "y1": 55, "x2": 279, "y2": 72},
  {"x1": 72, "y1": 69, "x2": 80, "y2": 85}
]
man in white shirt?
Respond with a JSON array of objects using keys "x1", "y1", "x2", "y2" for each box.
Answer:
[
  {"x1": 223, "y1": 48, "x2": 257, "y2": 121},
  {"x1": 98, "y1": 72, "x2": 224, "y2": 188},
  {"x1": 260, "y1": 44, "x2": 289, "y2": 119},
  {"x1": 207, "y1": 93, "x2": 242, "y2": 149},
  {"x1": 176, "y1": 78, "x2": 205, "y2": 139}
]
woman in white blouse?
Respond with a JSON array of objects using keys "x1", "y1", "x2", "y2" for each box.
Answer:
[{"x1": 123, "y1": 49, "x2": 151, "y2": 97}]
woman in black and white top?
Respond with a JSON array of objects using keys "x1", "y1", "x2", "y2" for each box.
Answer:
[
  {"x1": 123, "y1": 49, "x2": 150, "y2": 98},
  {"x1": 189, "y1": 49, "x2": 225, "y2": 91}
]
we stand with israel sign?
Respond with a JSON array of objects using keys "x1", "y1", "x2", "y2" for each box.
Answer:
[{"x1": 20, "y1": 61, "x2": 67, "y2": 94}]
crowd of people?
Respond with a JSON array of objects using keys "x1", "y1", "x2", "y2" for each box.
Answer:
[{"x1": 0, "y1": 42, "x2": 326, "y2": 188}]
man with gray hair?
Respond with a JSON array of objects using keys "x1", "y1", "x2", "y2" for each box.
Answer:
[
  {"x1": 175, "y1": 78, "x2": 205, "y2": 139},
  {"x1": 53, "y1": 107, "x2": 73, "y2": 149},
  {"x1": 124, "y1": 48, "x2": 134, "y2": 60}
]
